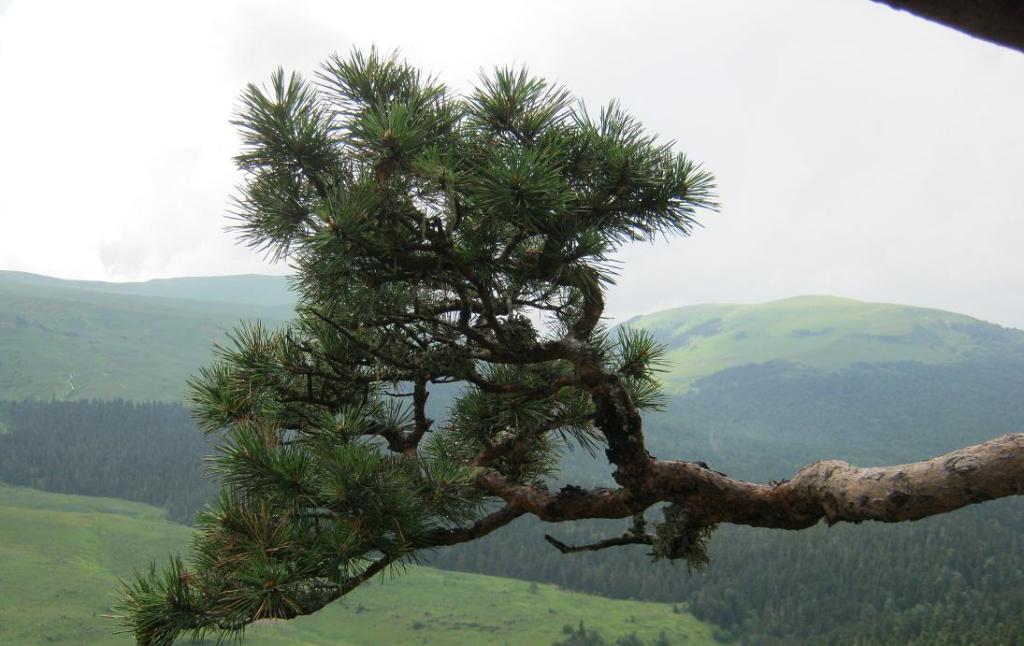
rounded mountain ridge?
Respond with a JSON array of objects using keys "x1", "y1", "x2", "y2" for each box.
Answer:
[{"x1": 626, "y1": 295, "x2": 1024, "y2": 391}]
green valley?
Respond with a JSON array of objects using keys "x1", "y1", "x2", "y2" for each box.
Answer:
[{"x1": 0, "y1": 486, "x2": 718, "y2": 645}]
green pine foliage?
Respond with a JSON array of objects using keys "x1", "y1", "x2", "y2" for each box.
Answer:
[{"x1": 114, "y1": 48, "x2": 715, "y2": 644}]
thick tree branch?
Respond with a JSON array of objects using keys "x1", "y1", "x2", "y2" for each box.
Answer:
[
  {"x1": 570, "y1": 275, "x2": 605, "y2": 339},
  {"x1": 647, "y1": 433, "x2": 1024, "y2": 528},
  {"x1": 572, "y1": 351, "x2": 651, "y2": 483},
  {"x1": 476, "y1": 471, "x2": 640, "y2": 521},
  {"x1": 478, "y1": 434, "x2": 1024, "y2": 531}
]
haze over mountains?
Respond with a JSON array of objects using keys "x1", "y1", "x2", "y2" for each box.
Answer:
[
  {"x1": 0, "y1": 271, "x2": 295, "y2": 308},
  {"x1": 3, "y1": 270, "x2": 1022, "y2": 403}
]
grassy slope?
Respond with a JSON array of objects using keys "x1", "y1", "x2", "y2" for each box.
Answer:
[
  {"x1": 0, "y1": 486, "x2": 718, "y2": 645},
  {"x1": 629, "y1": 295, "x2": 1024, "y2": 391},
  {"x1": 0, "y1": 276, "x2": 293, "y2": 401},
  {"x1": 0, "y1": 487, "x2": 192, "y2": 645}
]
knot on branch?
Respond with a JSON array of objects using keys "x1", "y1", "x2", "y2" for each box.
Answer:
[
  {"x1": 652, "y1": 504, "x2": 717, "y2": 571},
  {"x1": 553, "y1": 484, "x2": 588, "y2": 503},
  {"x1": 945, "y1": 454, "x2": 982, "y2": 474}
]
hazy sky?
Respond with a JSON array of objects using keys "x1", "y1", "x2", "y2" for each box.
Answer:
[{"x1": 1, "y1": 0, "x2": 1021, "y2": 326}]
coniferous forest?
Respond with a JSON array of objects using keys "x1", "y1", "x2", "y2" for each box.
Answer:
[{"x1": 0, "y1": 400, "x2": 216, "y2": 523}]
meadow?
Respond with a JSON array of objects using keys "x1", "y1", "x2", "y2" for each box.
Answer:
[{"x1": 0, "y1": 486, "x2": 718, "y2": 645}]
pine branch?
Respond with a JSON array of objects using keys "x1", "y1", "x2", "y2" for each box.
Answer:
[{"x1": 543, "y1": 532, "x2": 653, "y2": 554}]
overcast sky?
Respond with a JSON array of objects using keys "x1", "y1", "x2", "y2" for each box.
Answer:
[{"x1": 0, "y1": 0, "x2": 1021, "y2": 326}]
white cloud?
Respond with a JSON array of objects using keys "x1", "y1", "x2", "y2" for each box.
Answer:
[{"x1": 0, "y1": 0, "x2": 1021, "y2": 327}]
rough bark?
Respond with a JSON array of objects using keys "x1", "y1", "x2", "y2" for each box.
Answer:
[
  {"x1": 477, "y1": 433, "x2": 1024, "y2": 531},
  {"x1": 872, "y1": 0, "x2": 1024, "y2": 53}
]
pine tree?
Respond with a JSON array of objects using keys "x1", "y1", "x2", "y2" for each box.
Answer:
[
  {"x1": 115, "y1": 48, "x2": 713, "y2": 644},
  {"x1": 114, "y1": 48, "x2": 1024, "y2": 644}
]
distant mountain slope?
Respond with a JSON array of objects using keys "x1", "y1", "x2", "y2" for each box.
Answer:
[
  {"x1": 0, "y1": 486, "x2": 718, "y2": 645},
  {"x1": 0, "y1": 273, "x2": 294, "y2": 401},
  {"x1": 628, "y1": 295, "x2": 1024, "y2": 391},
  {"x1": 6, "y1": 275, "x2": 1023, "y2": 405},
  {"x1": 0, "y1": 271, "x2": 296, "y2": 307}
]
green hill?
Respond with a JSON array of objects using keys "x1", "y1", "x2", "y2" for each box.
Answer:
[
  {"x1": 0, "y1": 271, "x2": 295, "y2": 308},
  {"x1": 0, "y1": 485, "x2": 718, "y2": 645},
  {"x1": 628, "y1": 295, "x2": 1024, "y2": 391},
  {"x1": 0, "y1": 273, "x2": 294, "y2": 401}
]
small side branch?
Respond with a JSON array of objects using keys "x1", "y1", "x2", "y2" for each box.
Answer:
[
  {"x1": 543, "y1": 532, "x2": 653, "y2": 554},
  {"x1": 308, "y1": 309, "x2": 419, "y2": 371},
  {"x1": 405, "y1": 377, "x2": 431, "y2": 455},
  {"x1": 296, "y1": 553, "x2": 397, "y2": 617},
  {"x1": 421, "y1": 504, "x2": 527, "y2": 547}
]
